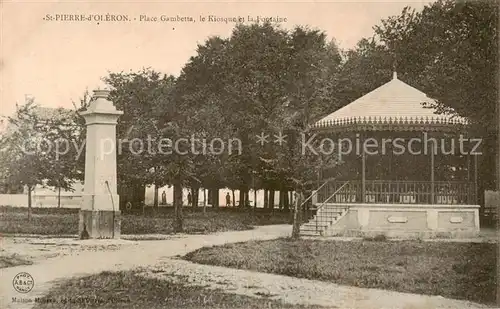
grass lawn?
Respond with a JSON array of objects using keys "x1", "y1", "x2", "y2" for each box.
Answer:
[
  {"x1": 184, "y1": 238, "x2": 497, "y2": 305},
  {"x1": 0, "y1": 206, "x2": 291, "y2": 235},
  {"x1": 0, "y1": 254, "x2": 33, "y2": 268},
  {"x1": 32, "y1": 271, "x2": 321, "y2": 309}
]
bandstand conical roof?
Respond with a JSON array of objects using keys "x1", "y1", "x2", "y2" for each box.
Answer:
[{"x1": 314, "y1": 72, "x2": 468, "y2": 132}]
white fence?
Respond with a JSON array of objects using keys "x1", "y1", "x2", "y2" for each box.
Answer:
[
  {"x1": 0, "y1": 194, "x2": 29, "y2": 207},
  {"x1": 0, "y1": 194, "x2": 82, "y2": 208}
]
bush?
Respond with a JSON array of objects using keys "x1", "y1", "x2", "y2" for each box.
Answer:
[
  {"x1": 363, "y1": 234, "x2": 388, "y2": 242},
  {"x1": 0, "y1": 206, "x2": 290, "y2": 235}
]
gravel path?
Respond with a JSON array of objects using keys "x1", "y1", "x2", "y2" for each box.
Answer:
[{"x1": 0, "y1": 225, "x2": 491, "y2": 309}]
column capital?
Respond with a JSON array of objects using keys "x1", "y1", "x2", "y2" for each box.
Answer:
[{"x1": 81, "y1": 88, "x2": 123, "y2": 123}]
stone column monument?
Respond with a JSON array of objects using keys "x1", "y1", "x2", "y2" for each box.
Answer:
[{"x1": 79, "y1": 89, "x2": 123, "y2": 239}]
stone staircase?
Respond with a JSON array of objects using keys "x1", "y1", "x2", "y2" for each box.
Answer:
[{"x1": 299, "y1": 204, "x2": 349, "y2": 236}]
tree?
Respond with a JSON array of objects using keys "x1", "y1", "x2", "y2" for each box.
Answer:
[
  {"x1": 335, "y1": 38, "x2": 393, "y2": 108},
  {"x1": 0, "y1": 99, "x2": 82, "y2": 220},
  {"x1": 104, "y1": 69, "x2": 199, "y2": 232},
  {"x1": 374, "y1": 1, "x2": 497, "y2": 127},
  {"x1": 103, "y1": 70, "x2": 177, "y2": 211},
  {"x1": 337, "y1": 0, "x2": 498, "y2": 202},
  {"x1": 176, "y1": 24, "x2": 343, "y2": 222}
]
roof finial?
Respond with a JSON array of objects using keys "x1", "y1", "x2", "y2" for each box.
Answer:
[{"x1": 393, "y1": 71, "x2": 398, "y2": 80}]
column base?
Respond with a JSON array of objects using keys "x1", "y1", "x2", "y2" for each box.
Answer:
[{"x1": 79, "y1": 210, "x2": 121, "y2": 239}]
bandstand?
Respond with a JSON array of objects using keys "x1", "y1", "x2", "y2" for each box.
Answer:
[{"x1": 300, "y1": 72, "x2": 480, "y2": 238}]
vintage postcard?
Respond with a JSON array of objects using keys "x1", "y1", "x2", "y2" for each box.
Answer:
[{"x1": 1, "y1": 1, "x2": 498, "y2": 308}]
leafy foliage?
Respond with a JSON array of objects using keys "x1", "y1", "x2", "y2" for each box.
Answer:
[
  {"x1": 2, "y1": 2, "x2": 497, "y2": 228},
  {"x1": 0, "y1": 98, "x2": 83, "y2": 217},
  {"x1": 337, "y1": 0, "x2": 498, "y2": 190}
]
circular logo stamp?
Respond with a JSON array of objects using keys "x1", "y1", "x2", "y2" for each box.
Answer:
[{"x1": 12, "y1": 272, "x2": 34, "y2": 293}]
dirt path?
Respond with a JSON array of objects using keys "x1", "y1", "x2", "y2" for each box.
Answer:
[
  {"x1": 1, "y1": 237, "x2": 135, "y2": 267},
  {"x1": 139, "y1": 259, "x2": 490, "y2": 309},
  {"x1": 1, "y1": 225, "x2": 290, "y2": 309},
  {"x1": 0, "y1": 225, "x2": 490, "y2": 309}
]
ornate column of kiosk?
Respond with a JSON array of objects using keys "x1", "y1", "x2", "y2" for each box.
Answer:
[{"x1": 79, "y1": 89, "x2": 123, "y2": 239}]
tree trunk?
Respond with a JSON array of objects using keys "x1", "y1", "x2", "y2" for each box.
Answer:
[
  {"x1": 284, "y1": 190, "x2": 289, "y2": 211},
  {"x1": 245, "y1": 190, "x2": 249, "y2": 207},
  {"x1": 232, "y1": 190, "x2": 236, "y2": 207},
  {"x1": 203, "y1": 188, "x2": 207, "y2": 214},
  {"x1": 292, "y1": 191, "x2": 303, "y2": 239},
  {"x1": 153, "y1": 184, "x2": 159, "y2": 209},
  {"x1": 173, "y1": 180, "x2": 183, "y2": 233},
  {"x1": 190, "y1": 187, "x2": 194, "y2": 207},
  {"x1": 263, "y1": 189, "x2": 268, "y2": 208},
  {"x1": 192, "y1": 186, "x2": 199, "y2": 208},
  {"x1": 253, "y1": 189, "x2": 257, "y2": 209},
  {"x1": 238, "y1": 189, "x2": 244, "y2": 208},
  {"x1": 57, "y1": 186, "x2": 61, "y2": 208},
  {"x1": 27, "y1": 185, "x2": 33, "y2": 222},
  {"x1": 269, "y1": 190, "x2": 275, "y2": 210},
  {"x1": 142, "y1": 200, "x2": 146, "y2": 216},
  {"x1": 279, "y1": 190, "x2": 284, "y2": 210},
  {"x1": 212, "y1": 188, "x2": 219, "y2": 209}
]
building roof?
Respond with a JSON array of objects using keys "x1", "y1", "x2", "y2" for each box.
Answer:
[
  {"x1": 33, "y1": 106, "x2": 75, "y2": 120},
  {"x1": 1, "y1": 106, "x2": 76, "y2": 137},
  {"x1": 313, "y1": 72, "x2": 468, "y2": 132}
]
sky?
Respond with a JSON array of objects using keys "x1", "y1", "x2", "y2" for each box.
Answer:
[{"x1": 1, "y1": 0, "x2": 432, "y2": 117}]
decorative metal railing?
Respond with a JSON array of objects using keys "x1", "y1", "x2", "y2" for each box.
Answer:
[
  {"x1": 315, "y1": 182, "x2": 350, "y2": 232},
  {"x1": 316, "y1": 180, "x2": 477, "y2": 205},
  {"x1": 313, "y1": 115, "x2": 469, "y2": 128}
]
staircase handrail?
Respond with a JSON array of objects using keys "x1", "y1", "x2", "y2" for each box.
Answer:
[
  {"x1": 315, "y1": 181, "x2": 350, "y2": 211},
  {"x1": 315, "y1": 181, "x2": 350, "y2": 232},
  {"x1": 297, "y1": 179, "x2": 331, "y2": 209}
]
